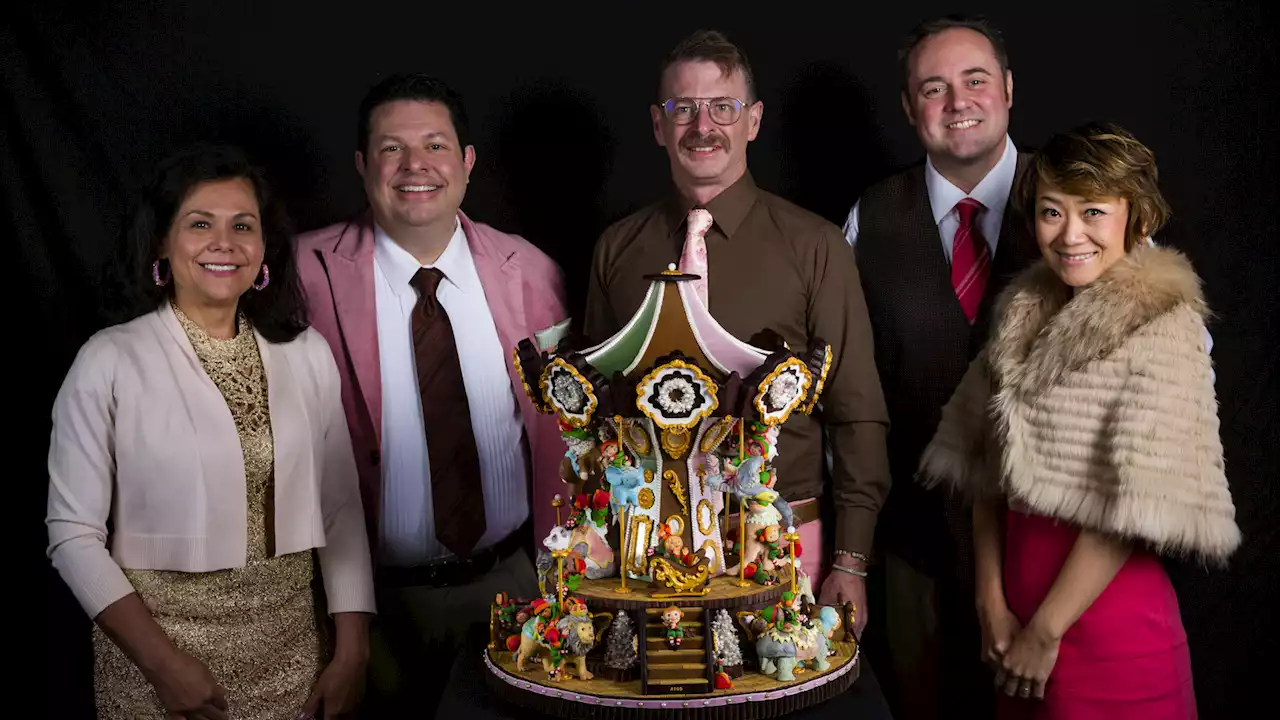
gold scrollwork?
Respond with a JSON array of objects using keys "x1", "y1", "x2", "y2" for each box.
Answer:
[
  {"x1": 696, "y1": 499, "x2": 714, "y2": 535},
  {"x1": 664, "y1": 471, "x2": 689, "y2": 516},
  {"x1": 638, "y1": 487, "x2": 655, "y2": 509},
  {"x1": 660, "y1": 426, "x2": 692, "y2": 460},
  {"x1": 649, "y1": 557, "x2": 711, "y2": 597}
]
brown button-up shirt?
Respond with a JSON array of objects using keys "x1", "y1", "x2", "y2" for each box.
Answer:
[{"x1": 584, "y1": 172, "x2": 891, "y2": 554}]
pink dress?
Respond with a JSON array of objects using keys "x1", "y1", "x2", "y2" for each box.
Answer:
[{"x1": 997, "y1": 508, "x2": 1197, "y2": 720}]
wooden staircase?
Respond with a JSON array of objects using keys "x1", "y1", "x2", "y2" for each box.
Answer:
[{"x1": 641, "y1": 606, "x2": 711, "y2": 695}]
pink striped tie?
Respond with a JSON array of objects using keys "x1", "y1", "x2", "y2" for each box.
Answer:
[
  {"x1": 951, "y1": 198, "x2": 990, "y2": 324},
  {"x1": 679, "y1": 208, "x2": 713, "y2": 309}
]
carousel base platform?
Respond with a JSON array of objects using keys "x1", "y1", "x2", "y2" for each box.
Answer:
[
  {"x1": 484, "y1": 575, "x2": 859, "y2": 720},
  {"x1": 483, "y1": 643, "x2": 858, "y2": 719}
]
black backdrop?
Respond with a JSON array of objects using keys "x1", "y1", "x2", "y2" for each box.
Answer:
[{"x1": 8, "y1": 1, "x2": 1276, "y2": 717}]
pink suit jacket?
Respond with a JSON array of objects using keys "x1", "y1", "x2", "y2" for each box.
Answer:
[{"x1": 295, "y1": 210, "x2": 568, "y2": 557}]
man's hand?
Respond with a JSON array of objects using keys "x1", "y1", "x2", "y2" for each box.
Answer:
[{"x1": 818, "y1": 555, "x2": 868, "y2": 639}]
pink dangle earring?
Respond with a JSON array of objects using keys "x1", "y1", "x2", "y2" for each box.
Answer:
[
  {"x1": 252, "y1": 263, "x2": 270, "y2": 290},
  {"x1": 152, "y1": 259, "x2": 169, "y2": 286}
]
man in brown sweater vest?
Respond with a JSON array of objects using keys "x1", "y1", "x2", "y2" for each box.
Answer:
[{"x1": 842, "y1": 14, "x2": 1039, "y2": 720}]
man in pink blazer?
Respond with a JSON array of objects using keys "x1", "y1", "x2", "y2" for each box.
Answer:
[{"x1": 295, "y1": 73, "x2": 568, "y2": 715}]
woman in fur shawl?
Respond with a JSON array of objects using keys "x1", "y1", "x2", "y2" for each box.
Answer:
[{"x1": 919, "y1": 122, "x2": 1239, "y2": 719}]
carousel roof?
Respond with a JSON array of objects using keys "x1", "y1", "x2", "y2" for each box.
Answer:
[
  {"x1": 514, "y1": 265, "x2": 832, "y2": 431},
  {"x1": 582, "y1": 264, "x2": 774, "y2": 379}
]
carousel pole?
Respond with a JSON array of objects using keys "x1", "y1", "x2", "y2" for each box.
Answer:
[
  {"x1": 737, "y1": 419, "x2": 751, "y2": 588},
  {"x1": 616, "y1": 504, "x2": 632, "y2": 594},
  {"x1": 722, "y1": 433, "x2": 731, "y2": 556},
  {"x1": 553, "y1": 548, "x2": 569, "y2": 611},
  {"x1": 784, "y1": 526, "x2": 801, "y2": 594},
  {"x1": 552, "y1": 494, "x2": 564, "y2": 526}
]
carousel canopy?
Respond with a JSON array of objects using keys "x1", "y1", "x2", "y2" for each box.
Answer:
[{"x1": 514, "y1": 264, "x2": 832, "y2": 433}]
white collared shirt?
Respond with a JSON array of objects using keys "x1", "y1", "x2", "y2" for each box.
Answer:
[
  {"x1": 372, "y1": 216, "x2": 528, "y2": 566},
  {"x1": 844, "y1": 134, "x2": 1019, "y2": 262}
]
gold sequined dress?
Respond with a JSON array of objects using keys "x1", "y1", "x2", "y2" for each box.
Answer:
[{"x1": 93, "y1": 306, "x2": 325, "y2": 719}]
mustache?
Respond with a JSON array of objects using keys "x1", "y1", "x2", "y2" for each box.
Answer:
[{"x1": 680, "y1": 132, "x2": 728, "y2": 149}]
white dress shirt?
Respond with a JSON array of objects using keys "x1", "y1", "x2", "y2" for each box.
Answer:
[
  {"x1": 373, "y1": 217, "x2": 528, "y2": 566},
  {"x1": 844, "y1": 134, "x2": 1019, "y2": 260}
]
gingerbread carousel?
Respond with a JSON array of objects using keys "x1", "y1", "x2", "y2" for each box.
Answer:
[{"x1": 485, "y1": 264, "x2": 860, "y2": 718}]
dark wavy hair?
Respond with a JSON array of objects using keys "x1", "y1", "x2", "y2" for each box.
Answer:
[{"x1": 107, "y1": 144, "x2": 308, "y2": 343}]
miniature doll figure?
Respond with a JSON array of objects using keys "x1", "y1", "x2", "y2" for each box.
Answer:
[
  {"x1": 599, "y1": 438, "x2": 621, "y2": 466},
  {"x1": 662, "y1": 605, "x2": 685, "y2": 650},
  {"x1": 563, "y1": 596, "x2": 589, "y2": 617},
  {"x1": 559, "y1": 421, "x2": 606, "y2": 490},
  {"x1": 658, "y1": 527, "x2": 699, "y2": 567}
]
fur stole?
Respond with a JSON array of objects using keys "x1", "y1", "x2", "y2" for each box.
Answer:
[{"x1": 920, "y1": 245, "x2": 1240, "y2": 564}]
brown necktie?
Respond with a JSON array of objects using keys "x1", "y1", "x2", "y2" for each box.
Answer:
[{"x1": 410, "y1": 267, "x2": 486, "y2": 557}]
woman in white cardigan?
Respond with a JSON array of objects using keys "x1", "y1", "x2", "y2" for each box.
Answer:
[
  {"x1": 46, "y1": 145, "x2": 375, "y2": 720},
  {"x1": 919, "y1": 123, "x2": 1238, "y2": 718}
]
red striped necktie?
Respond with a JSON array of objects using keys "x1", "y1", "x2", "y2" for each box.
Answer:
[{"x1": 951, "y1": 198, "x2": 990, "y2": 324}]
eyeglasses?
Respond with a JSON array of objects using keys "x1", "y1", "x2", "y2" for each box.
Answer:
[{"x1": 659, "y1": 96, "x2": 746, "y2": 125}]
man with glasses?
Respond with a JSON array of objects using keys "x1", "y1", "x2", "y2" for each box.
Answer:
[{"x1": 583, "y1": 30, "x2": 890, "y2": 640}]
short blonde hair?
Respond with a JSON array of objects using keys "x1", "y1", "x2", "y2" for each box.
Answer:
[{"x1": 1016, "y1": 122, "x2": 1171, "y2": 251}]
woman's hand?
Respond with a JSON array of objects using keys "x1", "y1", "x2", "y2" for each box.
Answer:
[
  {"x1": 147, "y1": 648, "x2": 228, "y2": 720},
  {"x1": 93, "y1": 595, "x2": 227, "y2": 719},
  {"x1": 299, "y1": 653, "x2": 367, "y2": 719},
  {"x1": 977, "y1": 598, "x2": 1022, "y2": 668},
  {"x1": 996, "y1": 621, "x2": 1060, "y2": 701},
  {"x1": 300, "y1": 612, "x2": 371, "y2": 719},
  {"x1": 992, "y1": 528, "x2": 1131, "y2": 701}
]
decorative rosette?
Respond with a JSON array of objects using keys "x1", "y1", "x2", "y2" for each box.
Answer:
[
  {"x1": 802, "y1": 340, "x2": 832, "y2": 415},
  {"x1": 513, "y1": 339, "x2": 549, "y2": 413},
  {"x1": 747, "y1": 352, "x2": 814, "y2": 426},
  {"x1": 635, "y1": 355, "x2": 719, "y2": 430},
  {"x1": 539, "y1": 357, "x2": 599, "y2": 428}
]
